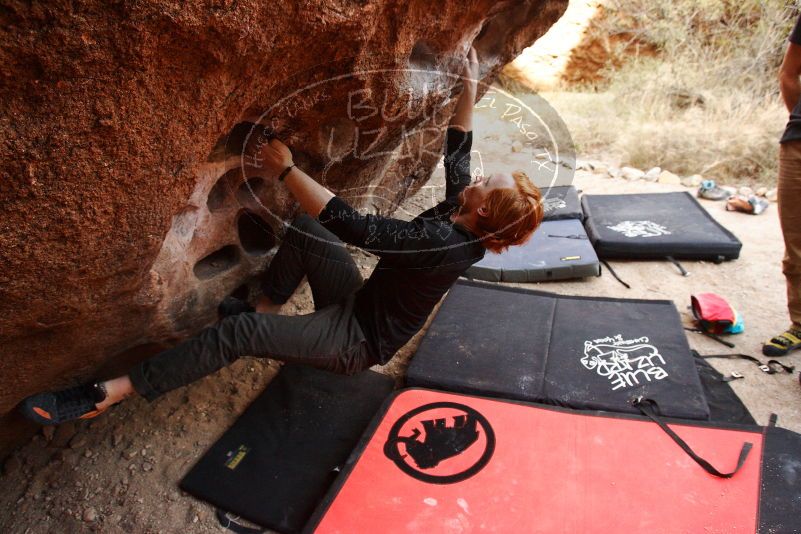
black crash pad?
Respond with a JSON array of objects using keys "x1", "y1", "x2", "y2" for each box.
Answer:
[
  {"x1": 540, "y1": 185, "x2": 582, "y2": 221},
  {"x1": 406, "y1": 280, "x2": 710, "y2": 420},
  {"x1": 582, "y1": 192, "x2": 742, "y2": 260},
  {"x1": 180, "y1": 364, "x2": 394, "y2": 533},
  {"x1": 694, "y1": 353, "x2": 756, "y2": 425}
]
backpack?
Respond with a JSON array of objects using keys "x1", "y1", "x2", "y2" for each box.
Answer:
[{"x1": 691, "y1": 293, "x2": 744, "y2": 335}]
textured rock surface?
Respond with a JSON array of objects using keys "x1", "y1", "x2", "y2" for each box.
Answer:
[
  {"x1": 0, "y1": 0, "x2": 568, "y2": 456},
  {"x1": 502, "y1": 0, "x2": 658, "y2": 90}
]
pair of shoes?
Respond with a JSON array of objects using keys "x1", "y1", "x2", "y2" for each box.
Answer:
[
  {"x1": 697, "y1": 180, "x2": 730, "y2": 201},
  {"x1": 762, "y1": 327, "x2": 801, "y2": 357},
  {"x1": 20, "y1": 382, "x2": 108, "y2": 425},
  {"x1": 218, "y1": 296, "x2": 255, "y2": 319}
]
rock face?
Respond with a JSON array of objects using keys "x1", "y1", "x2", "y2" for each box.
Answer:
[
  {"x1": 502, "y1": 0, "x2": 658, "y2": 90},
  {"x1": 0, "y1": 0, "x2": 568, "y2": 456}
]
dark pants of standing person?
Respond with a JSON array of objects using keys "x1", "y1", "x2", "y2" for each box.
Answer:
[
  {"x1": 779, "y1": 140, "x2": 801, "y2": 327},
  {"x1": 129, "y1": 214, "x2": 373, "y2": 401}
]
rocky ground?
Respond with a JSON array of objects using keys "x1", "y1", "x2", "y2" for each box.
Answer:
[{"x1": 1, "y1": 101, "x2": 798, "y2": 534}]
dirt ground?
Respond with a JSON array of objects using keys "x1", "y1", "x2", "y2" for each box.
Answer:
[{"x1": 1, "y1": 106, "x2": 799, "y2": 533}]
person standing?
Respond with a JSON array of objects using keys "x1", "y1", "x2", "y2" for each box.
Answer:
[{"x1": 764, "y1": 12, "x2": 801, "y2": 356}]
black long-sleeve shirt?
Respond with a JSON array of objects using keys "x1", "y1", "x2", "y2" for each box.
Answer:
[
  {"x1": 318, "y1": 128, "x2": 484, "y2": 363},
  {"x1": 782, "y1": 13, "x2": 801, "y2": 144}
]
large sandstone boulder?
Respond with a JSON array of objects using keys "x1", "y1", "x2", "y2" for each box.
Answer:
[{"x1": 0, "y1": 0, "x2": 567, "y2": 456}]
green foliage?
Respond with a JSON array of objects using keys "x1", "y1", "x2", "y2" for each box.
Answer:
[
  {"x1": 543, "y1": 0, "x2": 799, "y2": 184},
  {"x1": 598, "y1": 0, "x2": 795, "y2": 96}
]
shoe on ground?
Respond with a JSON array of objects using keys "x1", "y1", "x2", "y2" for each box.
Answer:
[
  {"x1": 749, "y1": 195, "x2": 769, "y2": 215},
  {"x1": 763, "y1": 327, "x2": 801, "y2": 357},
  {"x1": 697, "y1": 180, "x2": 730, "y2": 201},
  {"x1": 218, "y1": 296, "x2": 255, "y2": 319},
  {"x1": 726, "y1": 194, "x2": 754, "y2": 213},
  {"x1": 725, "y1": 194, "x2": 769, "y2": 215},
  {"x1": 20, "y1": 383, "x2": 108, "y2": 425}
]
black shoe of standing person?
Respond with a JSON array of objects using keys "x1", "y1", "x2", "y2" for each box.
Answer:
[{"x1": 218, "y1": 296, "x2": 255, "y2": 319}]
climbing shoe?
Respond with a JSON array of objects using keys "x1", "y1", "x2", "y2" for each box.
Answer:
[
  {"x1": 21, "y1": 382, "x2": 108, "y2": 425},
  {"x1": 697, "y1": 180, "x2": 730, "y2": 201},
  {"x1": 762, "y1": 327, "x2": 801, "y2": 357},
  {"x1": 726, "y1": 194, "x2": 769, "y2": 215},
  {"x1": 218, "y1": 296, "x2": 255, "y2": 319}
]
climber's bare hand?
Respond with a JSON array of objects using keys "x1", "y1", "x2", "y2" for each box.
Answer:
[{"x1": 260, "y1": 138, "x2": 295, "y2": 178}]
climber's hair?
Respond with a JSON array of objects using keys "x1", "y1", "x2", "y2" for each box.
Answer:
[{"x1": 475, "y1": 171, "x2": 543, "y2": 254}]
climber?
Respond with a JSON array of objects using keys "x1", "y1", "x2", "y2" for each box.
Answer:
[{"x1": 20, "y1": 47, "x2": 543, "y2": 425}]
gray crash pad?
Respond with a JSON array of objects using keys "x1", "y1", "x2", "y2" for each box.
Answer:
[{"x1": 465, "y1": 219, "x2": 600, "y2": 282}]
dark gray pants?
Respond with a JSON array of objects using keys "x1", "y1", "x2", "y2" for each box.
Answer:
[{"x1": 130, "y1": 214, "x2": 372, "y2": 401}]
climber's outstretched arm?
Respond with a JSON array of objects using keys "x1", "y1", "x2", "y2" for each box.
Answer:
[{"x1": 449, "y1": 46, "x2": 479, "y2": 132}]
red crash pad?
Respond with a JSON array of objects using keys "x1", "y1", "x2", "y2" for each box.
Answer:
[{"x1": 308, "y1": 389, "x2": 763, "y2": 533}]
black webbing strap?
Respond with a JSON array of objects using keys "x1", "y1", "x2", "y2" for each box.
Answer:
[
  {"x1": 684, "y1": 327, "x2": 736, "y2": 348},
  {"x1": 691, "y1": 349, "x2": 742, "y2": 381},
  {"x1": 769, "y1": 413, "x2": 779, "y2": 427},
  {"x1": 666, "y1": 256, "x2": 690, "y2": 276},
  {"x1": 767, "y1": 359, "x2": 796, "y2": 374},
  {"x1": 702, "y1": 353, "x2": 795, "y2": 374},
  {"x1": 702, "y1": 352, "x2": 762, "y2": 365},
  {"x1": 215, "y1": 510, "x2": 265, "y2": 534},
  {"x1": 600, "y1": 260, "x2": 630, "y2": 289},
  {"x1": 547, "y1": 234, "x2": 588, "y2": 240},
  {"x1": 633, "y1": 398, "x2": 752, "y2": 479}
]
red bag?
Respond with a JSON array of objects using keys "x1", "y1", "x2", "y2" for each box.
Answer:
[{"x1": 691, "y1": 293, "x2": 742, "y2": 335}]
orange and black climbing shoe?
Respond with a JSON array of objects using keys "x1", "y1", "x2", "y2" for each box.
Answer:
[
  {"x1": 20, "y1": 382, "x2": 108, "y2": 425},
  {"x1": 762, "y1": 327, "x2": 801, "y2": 357}
]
